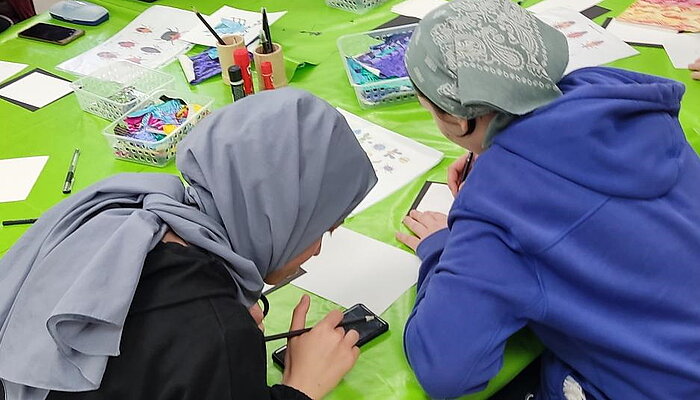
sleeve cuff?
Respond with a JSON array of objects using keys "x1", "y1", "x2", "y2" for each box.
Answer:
[{"x1": 416, "y1": 228, "x2": 450, "y2": 260}]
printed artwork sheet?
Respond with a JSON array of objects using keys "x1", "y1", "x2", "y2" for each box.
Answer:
[
  {"x1": 339, "y1": 109, "x2": 444, "y2": 215},
  {"x1": 527, "y1": 0, "x2": 602, "y2": 13},
  {"x1": 535, "y1": 8, "x2": 639, "y2": 73},
  {"x1": 58, "y1": 6, "x2": 197, "y2": 76},
  {"x1": 618, "y1": 0, "x2": 700, "y2": 33},
  {"x1": 180, "y1": 6, "x2": 286, "y2": 47},
  {"x1": 292, "y1": 227, "x2": 420, "y2": 314}
]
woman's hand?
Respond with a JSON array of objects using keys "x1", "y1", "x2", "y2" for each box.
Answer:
[
  {"x1": 249, "y1": 303, "x2": 265, "y2": 332},
  {"x1": 691, "y1": 59, "x2": 700, "y2": 80},
  {"x1": 282, "y1": 295, "x2": 360, "y2": 399},
  {"x1": 396, "y1": 210, "x2": 448, "y2": 252},
  {"x1": 447, "y1": 152, "x2": 477, "y2": 197}
]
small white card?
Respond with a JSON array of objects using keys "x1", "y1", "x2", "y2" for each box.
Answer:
[
  {"x1": 0, "y1": 156, "x2": 49, "y2": 203},
  {"x1": 662, "y1": 33, "x2": 700, "y2": 69},
  {"x1": 293, "y1": 227, "x2": 420, "y2": 314},
  {"x1": 527, "y1": 0, "x2": 601, "y2": 13},
  {"x1": 0, "y1": 61, "x2": 28, "y2": 83},
  {"x1": 411, "y1": 181, "x2": 454, "y2": 215},
  {"x1": 390, "y1": 0, "x2": 448, "y2": 19},
  {"x1": 0, "y1": 70, "x2": 72, "y2": 110},
  {"x1": 605, "y1": 18, "x2": 678, "y2": 46}
]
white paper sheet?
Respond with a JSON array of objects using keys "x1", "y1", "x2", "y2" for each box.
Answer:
[
  {"x1": 58, "y1": 6, "x2": 196, "y2": 76},
  {"x1": 292, "y1": 227, "x2": 420, "y2": 314},
  {"x1": 535, "y1": 8, "x2": 639, "y2": 73},
  {"x1": 0, "y1": 156, "x2": 49, "y2": 203},
  {"x1": 0, "y1": 61, "x2": 28, "y2": 83},
  {"x1": 604, "y1": 18, "x2": 678, "y2": 46},
  {"x1": 0, "y1": 71, "x2": 72, "y2": 108},
  {"x1": 527, "y1": 0, "x2": 601, "y2": 13},
  {"x1": 390, "y1": 0, "x2": 448, "y2": 19},
  {"x1": 339, "y1": 109, "x2": 444, "y2": 215},
  {"x1": 414, "y1": 182, "x2": 453, "y2": 215},
  {"x1": 662, "y1": 33, "x2": 700, "y2": 69},
  {"x1": 180, "y1": 6, "x2": 286, "y2": 47}
]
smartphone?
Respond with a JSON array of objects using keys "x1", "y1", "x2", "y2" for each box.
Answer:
[
  {"x1": 272, "y1": 303, "x2": 389, "y2": 369},
  {"x1": 18, "y1": 23, "x2": 84, "y2": 45}
]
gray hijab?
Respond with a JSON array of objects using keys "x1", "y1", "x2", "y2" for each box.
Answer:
[
  {"x1": 0, "y1": 88, "x2": 377, "y2": 400},
  {"x1": 405, "y1": 0, "x2": 569, "y2": 143}
]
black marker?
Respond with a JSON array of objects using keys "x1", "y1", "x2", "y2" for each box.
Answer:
[
  {"x1": 228, "y1": 65, "x2": 246, "y2": 102},
  {"x1": 2, "y1": 218, "x2": 38, "y2": 226},
  {"x1": 459, "y1": 151, "x2": 474, "y2": 183},
  {"x1": 264, "y1": 316, "x2": 375, "y2": 342},
  {"x1": 261, "y1": 7, "x2": 273, "y2": 54},
  {"x1": 62, "y1": 148, "x2": 80, "y2": 194}
]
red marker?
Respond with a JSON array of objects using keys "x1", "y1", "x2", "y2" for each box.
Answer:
[
  {"x1": 233, "y1": 48, "x2": 254, "y2": 95},
  {"x1": 261, "y1": 61, "x2": 275, "y2": 90}
]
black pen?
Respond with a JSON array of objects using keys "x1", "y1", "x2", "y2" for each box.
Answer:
[
  {"x1": 264, "y1": 315, "x2": 375, "y2": 342},
  {"x1": 459, "y1": 151, "x2": 474, "y2": 184},
  {"x1": 62, "y1": 148, "x2": 80, "y2": 194},
  {"x1": 262, "y1": 7, "x2": 273, "y2": 54},
  {"x1": 2, "y1": 218, "x2": 38, "y2": 226}
]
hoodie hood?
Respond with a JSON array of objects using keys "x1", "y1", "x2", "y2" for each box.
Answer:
[{"x1": 492, "y1": 67, "x2": 686, "y2": 199}]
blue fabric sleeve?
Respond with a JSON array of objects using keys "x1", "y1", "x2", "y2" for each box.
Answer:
[{"x1": 404, "y1": 209, "x2": 544, "y2": 399}]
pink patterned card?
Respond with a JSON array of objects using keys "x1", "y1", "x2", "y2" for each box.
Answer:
[{"x1": 618, "y1": 0, "x2": 700, "y2": 32}]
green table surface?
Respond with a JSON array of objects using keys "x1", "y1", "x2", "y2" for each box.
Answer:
[{"x1": 0, "y1": 0, "x2": 698, "y2": 398}]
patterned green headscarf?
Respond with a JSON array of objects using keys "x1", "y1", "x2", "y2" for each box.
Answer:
[{"x1": 406, "y1": 0, "x2": 569, "y2": 143}]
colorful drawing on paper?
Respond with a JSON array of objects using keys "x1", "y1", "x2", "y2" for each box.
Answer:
[
  {"x1": 353, "y1": 129, "x2": 411, "y2": 175},
  {"x1": 618, "y1": 0, "x2": 700, "y2": 33},
  {"x1": 57, "y1": 6, "x2": 196, "y2": 76},
  {"x1": 179, "y1": 6, "x2": 286, "y2": 47}
]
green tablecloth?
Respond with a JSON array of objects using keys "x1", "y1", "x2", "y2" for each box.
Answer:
[{"x1": 0, "y1": 0, "x2": 697, "y2": 398}]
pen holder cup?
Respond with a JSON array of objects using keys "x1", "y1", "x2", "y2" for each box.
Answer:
[
  {"x1": 217, "y1": 34, "x2": 245, "y2": 84},
  {"x1": 253, "y1": 43, "x2": 288, "y2": 89}
]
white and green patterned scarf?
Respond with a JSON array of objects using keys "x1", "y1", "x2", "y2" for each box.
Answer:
[{"x1": 406, "y1": 0, "x2": 569, "y2": 143}]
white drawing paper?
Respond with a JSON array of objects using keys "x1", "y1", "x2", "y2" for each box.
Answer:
[
  {"x1": 535, "y1": 8, "x2": 639, "y2": 73},
  {"x1": 414, "y1": 182, "x2": 453, "y2": 215},
  {"x1": 292, "y1": 227, "x2": 420, "y2": 314},
  {"x1": 0, "y1": 61, "x2": 28, "y2": 83},
  {"x1": 58, "y1": 6, "x2": 197, "y2": 76},
  {"x1": 662, "y1": 33, "x2": 700, "y2": 69},
  {"x1": 527, "y1": 0, "x2": 601, "y2": 14},
  {"x1": 180, "y1": 6, "x2": 286, "y2": 47},
  {"x1": 0, "y1": 71, "x2": 72, "y2": 108},
  {"x1": 0, "y1": 156, "x2": 49, "y2": 203},
  {"x1": 605, "y1": 18, "x2": 678, "y2": 46},
  {"x1": 339, "y1": 109, "x2": 444, "y2": 215},
  {"x1": 390, "y1": 0, "x2": 448, "y2": 19}
]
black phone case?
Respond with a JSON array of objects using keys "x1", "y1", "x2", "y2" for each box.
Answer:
[{"x1": 272, "y1": 304, "x2": 388, "y2": 369}]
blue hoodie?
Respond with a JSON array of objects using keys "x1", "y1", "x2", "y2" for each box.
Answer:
[{"x1": 405, "y1": 67, "x2": 700, "y2": 400}]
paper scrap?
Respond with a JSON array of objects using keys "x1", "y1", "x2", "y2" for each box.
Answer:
[
  {"x1": 0, "y1": 156, "x2": 49, "y2": 203},
  {"x1": 411, "y1": 181, "x2": 453, "y2": 215},
  {"x1": 390, "y1": 0, "x2": 448, "y2": 19},
  {"x1": 535, "y1": 8, "x2": 640, "y2": 73},
  {"x1": 604, "y1": 18, "x2": 678, "y2": 47},
  {"x1": 339, "y1": 109, "x2": 444, "y2": 215},
  {"x1": 662, "y1": 33, "x2": 700, "y2": 69},
  {"x1": 181, "y1": 6, "x2": 286, "y2": 47},
  {"x1": 0, "y1": 61, "x2": 28, "y2": 83},
  {"x1": 527, "y1": 0, "x2": 602, "y2": 14},
  {"x1": 293, "y1": 227, "x2": 420, "y2": 314},
  {"x1": 0, "y1": 69, "x2": 72, "y2": 111}
]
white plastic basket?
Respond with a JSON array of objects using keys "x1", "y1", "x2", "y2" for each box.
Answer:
[
  {"x1": 102, "y1": 89, "x2": 214, "y2": 167},
  {"x1": 71, "y1": 61, "x2": 175, "y2": 121},
  {"x1": 337, "y1": 24, "x2": 417, "y2": 108},
  {"x1": 326, "y1": 0, "x2": 388, "y2": 13}
]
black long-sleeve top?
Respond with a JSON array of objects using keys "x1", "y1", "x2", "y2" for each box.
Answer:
[{"x1": 37, "y1": 241, "x2": 310, "y2": 400}]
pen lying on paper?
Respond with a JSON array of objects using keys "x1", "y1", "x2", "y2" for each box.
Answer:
[
  {"x1": 264, "y1": 315, "x2": 375, "y2": 342},
  {"x1": 2, "y1": 218, "x2": 38, "y2": 226}
]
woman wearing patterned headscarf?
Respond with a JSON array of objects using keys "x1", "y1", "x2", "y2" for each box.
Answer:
[
  {"x1": 0, "y1": 88, "x2": 377, "y2": 400},
  {"x1": 396, "y1": 0, "x2": 700, "y2": 399}
]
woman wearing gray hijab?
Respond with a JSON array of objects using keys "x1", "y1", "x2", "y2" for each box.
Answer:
[
  {"x1": 396, "y1": 0, "x2": 700, "y2": 399},
  {"x1": 0, "y1": 88, "x2": 377, "y2": 400}
]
